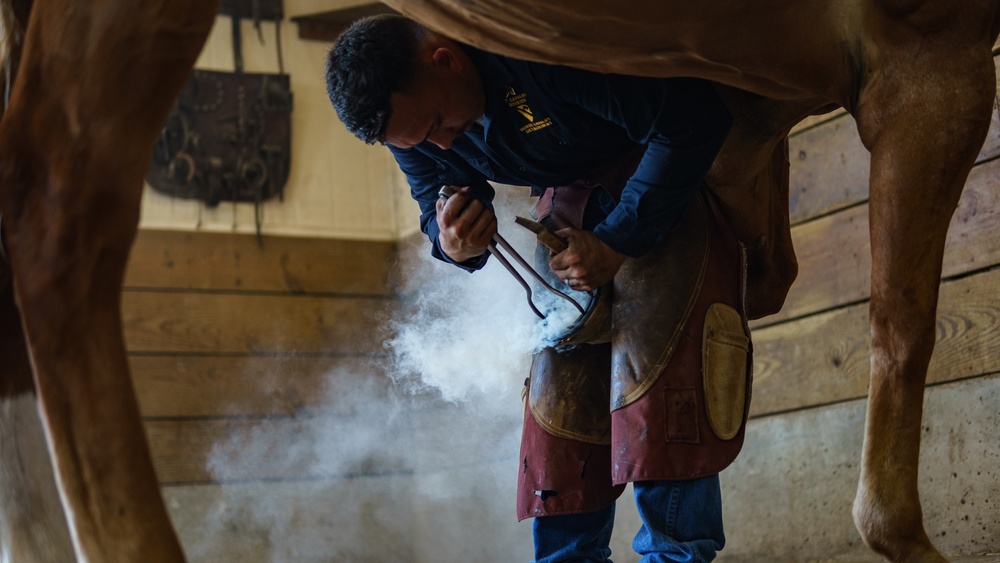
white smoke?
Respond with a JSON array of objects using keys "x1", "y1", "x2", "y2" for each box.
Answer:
[
  {"x1": 177, "y1": 187, "x2": 568, "y2": 562},
  {"x1": 386, "y1": 186, "x2": 593, "y2": 406}
]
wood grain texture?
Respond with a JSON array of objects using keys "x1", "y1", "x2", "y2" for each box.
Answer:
[
  {"x1": 755, "y1": 157, "x2": 1000, "y2": 326},
  {"x1": 785, "y1": 53, "x2": 999, "y2": 225},
  {"x1": 130, "y1": 356, "x2": 392, "y2": 418},
  {"x1": 126, "y1": 230, "x2": 400, "y2": 295},
  {"x1": 787, "y1": 114, "x2": 872, "y2": 224},
  {"x1": 122, "y1": 291, "x2": 394, "y2": 355},
  {"x1": 723, "y1": 374, "x2": 1000, "y2": 561},
  {"x1": 750, "y1": 265, "x2": 1000, "y2": 417}
]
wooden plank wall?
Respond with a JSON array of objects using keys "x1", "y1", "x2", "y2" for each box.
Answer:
[
  {"x1": 715, "y1": 52, "x2": 1000, "y2": 561},
  {"x1": 750, "y1": 53, "x2": 1000, "y2": 418},
  {"x1": 121, "y1": 51, "x2": 999, "y2": 561},
  {"x1": 122, "y1": 232, "x2": 412, "y2": 558},
  {"x1": 124, "y1": 230, "x2": 536, "y2": 563}
]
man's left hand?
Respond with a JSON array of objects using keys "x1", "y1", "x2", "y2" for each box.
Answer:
[{"x1": 548, "y1": 228, "x2": 627, "y2": 291}]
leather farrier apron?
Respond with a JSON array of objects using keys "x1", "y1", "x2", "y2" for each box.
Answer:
[{"x1": 517, "y1": 147, "x2": 752, "y2": 521}]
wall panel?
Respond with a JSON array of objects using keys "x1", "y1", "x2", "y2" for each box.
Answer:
[{"x1": 128, "y1": 230, "x2": 398, "y2": 295}]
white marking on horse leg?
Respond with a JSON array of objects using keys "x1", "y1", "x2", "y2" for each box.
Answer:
[{"x1": 0, "y1": 392, "x2": 75, "y2": 562}]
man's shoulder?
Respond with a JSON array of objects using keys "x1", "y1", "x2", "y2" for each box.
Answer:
[{"x1": 462, "y1": 43, "x2": 565, "y2": 84}]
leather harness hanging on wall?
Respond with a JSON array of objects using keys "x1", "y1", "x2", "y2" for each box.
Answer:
[{"x1": 146, "y1": 0, "x2": 292, "y2": 245}]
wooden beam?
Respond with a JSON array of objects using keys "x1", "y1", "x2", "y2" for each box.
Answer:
[
  {"x1": 751, "y1": 265, "x2": 1000, "y2": 417},
  {"x1": 756, "y1": 156, "x2": 1000, "y2": 327},
  {"x1": 130, "y1": 356, "x2": 391, "y2": 418},
  {"x1": 122, "y1": 291, "x2": 394, "y2": 355},
  {"x1": 127, "y1": 230, "x2": 399, "y2": 296},
  {"x1": 292, "y1": 4, "x2": 397, "y2": 42}
]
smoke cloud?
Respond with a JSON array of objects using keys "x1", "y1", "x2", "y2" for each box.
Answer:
[{"x1": 171, "y1": 187, "x2": 565, "y2": 562}]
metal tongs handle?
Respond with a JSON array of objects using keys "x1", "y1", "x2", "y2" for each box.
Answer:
[{"x1": 437, "y1": 186, "x2": 584, "y2": 319}]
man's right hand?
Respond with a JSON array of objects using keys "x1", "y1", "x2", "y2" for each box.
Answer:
[{"x1": 436, "y1": 186, "x2": 497, "y2": 262}]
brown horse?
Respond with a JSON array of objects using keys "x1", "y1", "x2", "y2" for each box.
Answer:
[
  {"x1": 0, "y1": 0, "x2": 219, "y2": 560},
  {"x1": 0, "y1": 0, "x2": 996, "y2": 561}
]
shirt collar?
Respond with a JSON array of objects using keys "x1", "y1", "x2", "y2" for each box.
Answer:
[{"x1": 461, "y1": 44, "x2": 514, "y2": 128}]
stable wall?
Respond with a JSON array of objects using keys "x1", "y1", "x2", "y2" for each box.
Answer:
[
  {"x1": 122, "y1": 229, "x2": 534, "y2": 562},
  {"x1": 138, "y1": 1, "x2": 419, "y2": 241},
  {"x1": 122, "y1": 25, "x2": 1000, "y2": 561},
  {"x1": 711, "y1": 52, "x2": 1000, "y2": 561}
]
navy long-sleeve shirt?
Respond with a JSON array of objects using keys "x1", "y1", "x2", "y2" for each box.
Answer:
[{"x1": 389, "y1": 45, "x2": 732, "y2": 271}]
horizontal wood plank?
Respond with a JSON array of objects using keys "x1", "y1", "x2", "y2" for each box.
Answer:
[
  {"x1": 291, "y1": 4, "x2": 397, "y2": 42},
  {"x1": 979, "y1": 53, "x2": 1000, "y2": 161},
  {"x1": 147, "y1": 415, "x2": 414, "y2": 484},
  {"x1": 162, "y1": 478, "x2": 419, "y2": 563},
  {"x1": 787, "y1": 114, "x2": 871, "y2": 224},
  {"x1": 750, "y1": 265, "x2": 1000, "y2": 416},
  {"x1": 755, "y1": 157, "x2": 1000, "y2": 326},
  {"x1": 122, "y1": 291, "x2": 394, "y2": 355},
  {"x1": 726, "y1": 374, "x2": 1000, "y2": 560},
  {"x1": 785, "y1": 53, "x2": 999, "y2": 225},
  {"x1": 126, "y1": 229, "x2": 399, "y2": 295},
  {"x1": 130, "y1": 356, "x2": 392, "y2": 418}
]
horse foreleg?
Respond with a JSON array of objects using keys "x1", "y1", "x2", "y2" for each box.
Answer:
[
  {"x1": 0, "y1": 1, "x2": 218, "y2": 560},
  {"x1": 0, "y1": 259, "x2": 75, "y2": 561},
  {"x1": 0, "y1": 142, "x2": 185, "y2": 561},
  {"x1": 852, "y1": 46, "x2": 996, "y2": 562}
]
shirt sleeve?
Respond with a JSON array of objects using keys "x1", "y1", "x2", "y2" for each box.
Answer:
[
  {"x1": 535, "y1": 70, "x2": 732, "y2": 257},
  {"x1": 387, "y1": 144, "x2": 495, "y2": 272}
]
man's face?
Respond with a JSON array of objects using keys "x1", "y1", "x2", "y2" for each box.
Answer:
[{"x1": 383, "y1": 47, "x2": 484, "y2": 150}]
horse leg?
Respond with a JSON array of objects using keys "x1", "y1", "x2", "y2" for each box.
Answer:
[
  {"x1": 0, "y1": 1, "x2": 218, "y2": 560},
  {"x1": 851, "y1": 44, "x2": 996, "y2": 562},
  {"x1": 0, "y1": 258, "x2": 75, "y2": 562}
]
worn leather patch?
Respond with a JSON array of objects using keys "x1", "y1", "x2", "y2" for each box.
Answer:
[
  {"x1": 611, "y1": 196, "x2": 710, "y2": 410},
  {"x1": 528, "y1": 344, "x2": 613, "y2": 445},
  {"x1": 702, "y1": 302, "x2": 750, "y2": 440},
  {"x1": 664, "y1": 387, "x2": 700, "y2": 443}
]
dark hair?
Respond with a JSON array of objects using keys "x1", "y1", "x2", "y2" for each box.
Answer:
[{"x1": 325, "y1": 15, "x2": 427, "y2": 144}]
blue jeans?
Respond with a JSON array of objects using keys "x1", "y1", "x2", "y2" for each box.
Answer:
[{"x1": 532, "y1": 476, "x2": 725, "y2": 563}]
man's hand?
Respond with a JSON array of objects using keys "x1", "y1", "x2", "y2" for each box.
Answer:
[
  {"x1": 436, "y1": 186, "x2": 497, "y2": 262},
  {"x1": 549, "y1": 228, "x2": 627, "y2": 291}
]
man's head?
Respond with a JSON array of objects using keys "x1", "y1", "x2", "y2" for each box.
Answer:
[{"x1": 325, "y1": 14, "x2": 485, "y2": 149}]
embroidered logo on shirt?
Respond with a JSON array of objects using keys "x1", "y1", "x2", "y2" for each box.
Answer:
[{"x1": 505, "y1": 86, "x2": 552, "y2": 134}]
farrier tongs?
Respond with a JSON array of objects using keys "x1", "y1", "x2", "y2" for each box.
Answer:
[{"x1": 438, "y1": 186, "x2": 585, "y2": 319}]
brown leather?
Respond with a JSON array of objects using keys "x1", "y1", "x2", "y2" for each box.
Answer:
[
  {"x1": 610, "y1": 194, "x2": 710, "y2": 409},
  {"x1": 703, "y1": 302, "x2": 750, "y2": 440},
  {"x1": 519, "y1": 189, "x2": 752, "y2": 514},
  {"x1": 528, "y1": 344, "x2": 613, "y2": 445},
  {"x1": 610, "y1": 191, "x2": 751, "y2": 484},
  {"x1": 528, "y1": 205, "x2": 613, "y2": 347},
  {"x1": 518, "y1": 377, "x2": 627, "y2": 521},
  {"x1": 527, "y1": 146, "x2": 648, "y2": 348},
  {"x1": 146, "y1": 70, "x2": 292, "y2": 207},
  {"x1": 555, "y1": 288, "x2": 613, "y2": 347},
  {"x1": 533, "y1": 185, "x2": 594, "y2": 231}
]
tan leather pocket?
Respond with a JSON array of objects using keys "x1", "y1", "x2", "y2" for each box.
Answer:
[{"x1": 703, "y1": 303, "x2": 750, "y2": 440}]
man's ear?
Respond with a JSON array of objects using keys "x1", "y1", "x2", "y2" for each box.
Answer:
[{"x1": 431, "y1": 47, "x2": 462, "y2": 72}]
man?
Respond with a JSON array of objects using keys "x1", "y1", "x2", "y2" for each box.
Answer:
[{"x1": 326, "y1": 15, "x2": 750, "y2": 563}]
